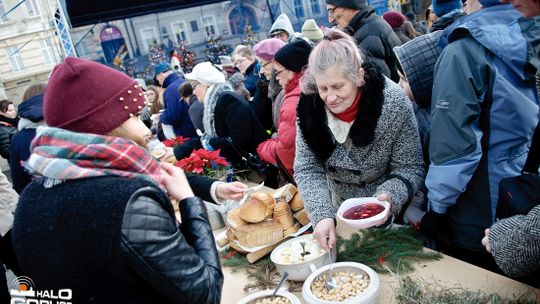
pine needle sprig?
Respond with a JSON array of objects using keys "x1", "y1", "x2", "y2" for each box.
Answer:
[{"x1": 337, "y1": 227, "x2": 442, "y2": 274}]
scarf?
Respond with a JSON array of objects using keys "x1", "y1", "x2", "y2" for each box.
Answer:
[
  {"x1": 334, "y1": 92, "x2": 361, "y2": 123},
  {"x1": 202, "y1": 82, "x2": 234, "y2": 138},
  {"x1": 25, "y1": 127, "x2": 164, "y2": 189}
]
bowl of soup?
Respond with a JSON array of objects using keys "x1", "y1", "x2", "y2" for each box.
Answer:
[{"x1": 337, "y1": 198, "x2": 390, "y2": 229}]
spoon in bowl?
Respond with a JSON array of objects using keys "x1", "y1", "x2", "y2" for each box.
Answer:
[
  {"x1": 272, "y1": 271, "x2": 289, "y2": 300},
  {"x1": 325, "y1": 249, "x2": 337, "y2": 291}
]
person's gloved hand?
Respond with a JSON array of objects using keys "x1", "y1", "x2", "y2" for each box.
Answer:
[
  {"x1": 420, "y1": 209, "x2": 447, "y2": 240},
  {"x1": 200, "y1": 134, "x2": 214, "y2": 151}
]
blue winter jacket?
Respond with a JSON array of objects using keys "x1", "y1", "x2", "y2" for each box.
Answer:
[
  {"x1": 426, "y1": 5, "x2": 540, "y2": 251},
  {"x1": 159, "y1": 72, "x2": 197, "y2": 138}
]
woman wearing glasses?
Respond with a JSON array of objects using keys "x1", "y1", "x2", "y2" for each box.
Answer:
[
  {"x1": 257, "y1": 39, "x2": 312, "y2": 184},
  {"x1": 295, "y1": 29, "x2": 424, "y2": 250}
]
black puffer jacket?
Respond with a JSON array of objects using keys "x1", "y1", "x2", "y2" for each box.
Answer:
[
  {"x1": 0, "y1": 117, "x2": 17, "y2": 161},
  {"x1": 344, "y1": 6, "x2": 401, "y2": 82},
  {"x1": 430, "y1": 11, "x2": 466, "y2": 32}
]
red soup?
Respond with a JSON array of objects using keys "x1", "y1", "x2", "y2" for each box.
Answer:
[{"x1": 343, "y1": 203, "x2": 385, "y2": 220}]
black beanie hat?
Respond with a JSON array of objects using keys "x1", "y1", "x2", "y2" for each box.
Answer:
[
  {"x1": 274, "y1": 39, "x2": 313, "y2": 73},
  {"x1": 325, "y1": 0, "x2": 367, "y2": 9}
]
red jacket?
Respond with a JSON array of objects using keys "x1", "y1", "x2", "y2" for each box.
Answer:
[{"x1": 257, "y1": 72, "x2": 303, "y2": 176}]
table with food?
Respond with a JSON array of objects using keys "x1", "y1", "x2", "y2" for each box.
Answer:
[{"x1": 210, "y1": 183, "x2": 539, "y2": 304}]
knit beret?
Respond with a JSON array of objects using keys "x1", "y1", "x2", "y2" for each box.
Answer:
[
  {"x1": 44, "y1": 57, "x2": 145, "y2": 135},
  {"x1": 383, "y1": 12, "x2": 406, "y2": 29},
  {"x1": 325, "y1": 0, "x2": 367, "y2": 9},
  {"x1": 432, "y1": 0, "x2": 462, "y2": 17},
  {"x1": 273, "y1": 39, "x2": 313, "y2": 73},
  {"x1": 253, "y1": 38, "x2": 286, "y2": 62}
]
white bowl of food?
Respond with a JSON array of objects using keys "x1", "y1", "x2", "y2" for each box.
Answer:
[
  {"x1": 337, "y1": 198, "x2": 390, "y2": 229},
  {"x1": 271, "y1": 234, "x2": 336, "y2": 281},
  {"x1": 237, "y1": 288, "x2": 301, "y2": 304},
  {"x1": 302, "y1": 262, "x2": 379, "y2": 304}
]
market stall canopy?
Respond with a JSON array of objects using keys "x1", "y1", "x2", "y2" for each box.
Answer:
[{"x1": 66, "y1": 0, "x2": 226, "y2": 27}]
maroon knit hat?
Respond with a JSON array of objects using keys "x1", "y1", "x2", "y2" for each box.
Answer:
[
  {"x1": 44, "y1": 57, "x2": 145, "y2": 135},
  {"x1": 383, "y1": 12, "x2": 405, "y2": 29}
]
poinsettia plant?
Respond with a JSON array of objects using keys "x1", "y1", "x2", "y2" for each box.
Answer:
[
  {"x1": 176, "y1": 148, "x2": 231, "y2": 179},
  {"x1": 162, "y1": 136, "x2": 190, "y2": 147}
]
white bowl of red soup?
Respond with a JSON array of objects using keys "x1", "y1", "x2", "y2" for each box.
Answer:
[{"x1": 337, "y1": 198, "x2": 390, "y2": 229}]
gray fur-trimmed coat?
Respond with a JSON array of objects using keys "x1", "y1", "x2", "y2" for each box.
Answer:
[{"x1": 294, "y1": 65, "x2": 425, "y2": 227}]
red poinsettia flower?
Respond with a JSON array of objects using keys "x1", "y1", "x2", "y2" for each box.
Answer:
[
  {"x1": 163, "y1": 136, "x2": 190, "y2": 147},
  {"x1": 176, "y1": 153, "x2": 205, "y2": 174},
  {"x1": 176, "y1": 148, "x2": 230, "y2": 177}
]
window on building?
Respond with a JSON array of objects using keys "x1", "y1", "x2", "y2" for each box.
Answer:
[
  {"x1": 75, "y1": 40, "x2": 89, "y2": 56},
  {"x1": 39, "y1": 40, "x2": 55, "y2": 65},
  {"x1": 25, "y1": 0, "x2": 40, "y2": 17},
  {"x1": 310, "y1": 0, "x2": 321, "y2": 15},
  {"x1": 171, "y1": 21, "x2": 189, "y2": 43},
  {"x1": 190, "y1": 20, "x2": 198, "y2": 32},
  {"x1": 0, "y1": 0, "x2": 8, "y2": 22},
  {"x1": 202, "y1": 16, "x2": 217, "y2": 35},
  {"x1": 7, "y1": 46, "x2": 25, "y2": 72},
  {"x1": 294, "y1": 0, "x2": 305, "y2": 18},
  {"x1": 140, "y1": 27, "x2": 158, "y2": 52}
]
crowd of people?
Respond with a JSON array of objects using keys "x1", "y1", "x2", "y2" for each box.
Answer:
[{"x1": 0, "y1": 0, "x2": 539, "y2": 302}]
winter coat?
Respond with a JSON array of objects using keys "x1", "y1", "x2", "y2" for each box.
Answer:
[
  {"x1": 0, "y1": 171, "x2": 17, "y2": 237},
  {"x1": 294, "y1": 64, "x2": 424, "y2": 227},
  {"x1": 159, "y1": 72, "x2": 197, "y2": 138},
  {"x1": 251, "y1": 79, "x2": 274, "y2": 131},
  {"x1": 13, "y1": 176, "x2": 223, "y2": 304},
  {"x1": 489, "y1": 205, "x2": 540, "y2": 278},
  {"x1": 344, "y1": 6, "x2": 402, "y2": 82},
  {"x1": 430, "y1": 10, "x2": 466, "y2": 32},
  {"x1": 257, "y1": 72, "x2": 302, "y2": 177},
  {"x1": 393, "y1": 28, "x2": 411, "y2": 45},
  {"x1": 244, "y1": 61, "x2": 261, "y2": 97},
  {"x1": 9, "y1": 95, "x2": 46, "y2": 193},
  {"x1": 0, "y1": 117, "x2": 17, "y2": 161},
  {"x1": 187, "y1": 95, "x2": 204, "y2": 132},
  {"x1": 426, "y1": 6, "x2": 539, "y2": 251}
]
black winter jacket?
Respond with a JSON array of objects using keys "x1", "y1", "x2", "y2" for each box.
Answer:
[
  {"x1": 0, "y1": 120, "x2": 17, "y2": 161},
  {"x1": 344, "y1": 6, "x2": 401, "y2": 82}
]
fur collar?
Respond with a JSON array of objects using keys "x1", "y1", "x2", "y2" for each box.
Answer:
[
  {"x1": 297, "y1": 63, "x2": 385, "y2": 161},
  {"x1": 203, "y1": 82, "x2": 233, "y2": 137}
]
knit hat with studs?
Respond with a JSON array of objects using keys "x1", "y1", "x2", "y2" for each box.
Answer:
[{"x1": 44, "y1": 57, "x2": 146, "y2": 135}]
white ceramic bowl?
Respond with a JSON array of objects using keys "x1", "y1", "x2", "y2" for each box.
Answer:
[
  {"x1": 271, "y1": 234, "x2": 336, "y2": 281},
  {"x1": 237, "y1": 288, "x2": 302, "y2": 304},
  {"x1": 337, "y1": 198, "x2": 390, "y2": 229},
  {"x1": 302, "y1": 262, "x2": 380, "y2": 304}
]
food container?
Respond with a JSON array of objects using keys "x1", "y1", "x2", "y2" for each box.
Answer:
[
  {"x1": 237, "y1": 288, "x2": 302, "y2": 304},
  {"x1": 302, "y1": 262, "x2": 380, "y2": 304},
  {"x1": 337, "y1": 198, "x2": 390, "y2": 229},
  {"x1": 271, "y1": 234, "x2": 336, "y2": 281}
]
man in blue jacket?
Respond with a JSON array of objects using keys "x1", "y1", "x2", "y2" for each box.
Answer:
[
  {"x1": 156, "y1": 62, "x2": 197, "y2": 139},
  {"x1": 422, "y1": 0, "x2": 539, "y2": 270}
]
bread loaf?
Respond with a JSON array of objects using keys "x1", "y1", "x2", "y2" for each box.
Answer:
[
  {"x1": 289, "y1": 192, "x2": 304, "y2": 212},
  {"x1": 228, "y1": 208, "x2": 248, "y2": 229},
  {"x1": 235, "y1": 219, "x2": 283, "y2": 247},
  {"x1": 251, "y1": 192, "x2": 276, "y2": 217},
  {"x1": 240, "y1": 198, "x2": 266, "y2": 223},
  {"x1": 273, "y1": 201, "x2": 295, "y2": 230},
  {"x1": 293, "y1": 208, "x2": 310, "y2": 226},
  {"x1": 284, "y1": 223, "x2": 301, "y2": 237},
  {"x1": 273, "y1": 184, "x2": 298, "y2": 203}
]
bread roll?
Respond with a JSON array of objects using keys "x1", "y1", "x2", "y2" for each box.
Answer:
[
  {"x1": 251, "y1": 192, "x2": 276, "y2": 217},
  {"x1": 240, "y1": 198, "x2": 266, "y2": 223},
  {"x1": 235, "y1": 220, "x2": 283, "y2": 247},
  {"x1": 273, "y1": 184, "x2": 298, "y2": 203},
  {"x1": 228, "y1": 208, "x2": 248, "y2": 229},
  {"x1": 289, "y1": 192, "x2": 304, "y2": 212},
  {"x1": 293, "y1": 208, "x2": 310, "y2": 226},
  {"x1": 273, "y1": 201, "x2": 295, "y2": 230},
  {"x1": 284, "y1": 223, "x2": 301, "y2": 237}
]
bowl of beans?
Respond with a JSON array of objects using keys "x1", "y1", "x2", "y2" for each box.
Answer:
[
  {"x1": 301, "y1": 262, "x2": 379, "y2": 304},
  {"x1": 337, "y1": 198, "x2": 390, "y2": 229},
  {"x1": 237, "y1": 288, "x2": 302, "y2": 304}
]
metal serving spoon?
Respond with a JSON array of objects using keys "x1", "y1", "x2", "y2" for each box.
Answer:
[
  {"x1": 272, "y1": 271, "x2": 289, "y2": 300},
  {"x1": 325, "y1": 249, "x2": 337, "y2": 291}
]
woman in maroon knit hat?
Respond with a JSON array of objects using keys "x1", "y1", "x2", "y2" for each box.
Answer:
[{"x1": 11, "y1": 57, "x2": 223, "y2": 304}]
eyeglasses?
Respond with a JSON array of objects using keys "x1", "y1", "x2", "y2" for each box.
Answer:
[
  {"x1": 235, "y1": 57, "x2": 247, "y2": 67},
  {"x1": 274, "y1": 68, "x2": 286, "y2": 77},
  {"x1": 327, "y1": 7, "x2": 337, "y2": 17},
  {"x1": 262, "y1": 61, "x2": 272, "y2": 69}
]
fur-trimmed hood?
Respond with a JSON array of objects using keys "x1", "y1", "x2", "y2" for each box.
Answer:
[{"x1": 296, "y1": 63, "x2": 385, "y2": 161}]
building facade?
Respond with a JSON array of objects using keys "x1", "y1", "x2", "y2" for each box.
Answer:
[{"x1": 0, "y1": 0, "x2": 64, "y2": 103}]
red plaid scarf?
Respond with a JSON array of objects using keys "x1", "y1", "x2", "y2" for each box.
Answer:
[{"x1": 25, "y1": 127, "x2": 164, "y2": 189}]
